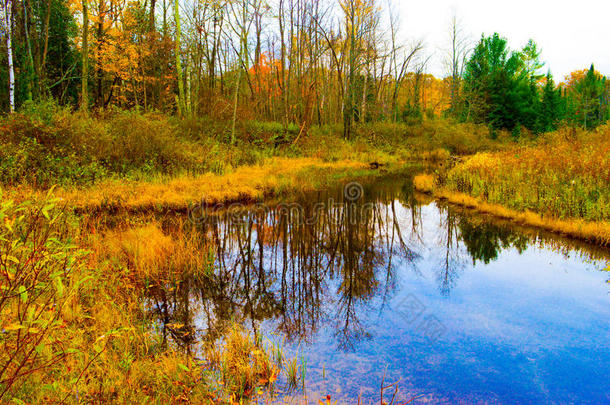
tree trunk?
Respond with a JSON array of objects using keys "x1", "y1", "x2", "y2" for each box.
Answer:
[
  {"x1": 174, "y1": 0, "x2": 186, "y2": 115},
  {"x1": 149, "y1": 0, "x2": 156, "y2": 31},
  {"x1": 81, "y1": 0, "x2": 89, "y2": 111},
  {"x1": 95, "y1": 0, "x2": 104, "y2": 107},
  {"x1": 5, "y1": 0, "x2": 15, "y2": 112},
  {"x1": 39, "y1": 0, "x2": 51, "y2": 95},
  {"x1": 22, "y1": 0, "x2": 35, "y2": 101},
  {"x1": 231, "y1": 64, "x2": 242, "y2": 144}
]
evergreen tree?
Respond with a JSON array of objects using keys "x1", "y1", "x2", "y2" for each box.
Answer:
[
  {"x1": 536, "y1": 72, "x2": 562, "y2": 133},
  {"x1": 463, "y1": 33, "x2": 536, "y2": 131},
  {"x1": 572, "y1": 64, "x2": 607, "y2": 129}
]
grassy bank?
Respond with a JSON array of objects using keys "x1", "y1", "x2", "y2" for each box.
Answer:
[
  {"x1": 0, "y1": 194, "x2": 308, "y2": 403},
  {"x1": 7, "y1": 157, "x2": 389, "y2": 213},
  {"x1": 414, "y1": 126, "x2": 610, "y2": 245},
  {"x1": 0, "y1": 101, "x2": 523, "y2": 213}
]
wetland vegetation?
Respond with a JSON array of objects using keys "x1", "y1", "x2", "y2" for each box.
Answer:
[{"x1": 1, "y1": 0, "x2": 609, "y2": 402}]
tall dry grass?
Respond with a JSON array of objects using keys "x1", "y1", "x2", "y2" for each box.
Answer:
[
  {"x1": 413, "y1": 127, "x2": 610, "y2": 245},
  {"x1": 0, "y1": 194, "x2": 297, "y2": 403},
  {"x1": 446, "y1": 127, "x2": 610, "y2": 222},
  {"x1": 1, "y1": 101, "x2": 515, "y2": 191}
]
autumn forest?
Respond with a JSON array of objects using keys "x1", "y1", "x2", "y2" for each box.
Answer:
[{"x1": 1, "y1": 0, "x2": 608, "y2": 131}]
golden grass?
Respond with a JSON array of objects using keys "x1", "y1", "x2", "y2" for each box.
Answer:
[
  {"x1": 413, "y1": 176, "x2": 610, "y2": 246},
  {"x1": 0, "y1": 197, "x2": 295, "y2": 403},
  {"x1": 413, "y1": 173, "x2": 437, "y2": 194},
  {"x1": 446, "y1": 127, "x2": 610, "y2": 221},
  {"x1": 6, "y1": 157, "x2": 380, "y2": 213},
  {"x1": 412, "y1": 127, "x2": 610, "y2": 246},
  {"x1": 204, "y1": 326, "x2": 280, "y2": 398},
  {"x1": 87, "y1": 221, "x2": 213, "y2": 282}
]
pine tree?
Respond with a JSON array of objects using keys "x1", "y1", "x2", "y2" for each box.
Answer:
[{"x1": 536, "y1": 72, "x2": 561, "y2": 133}]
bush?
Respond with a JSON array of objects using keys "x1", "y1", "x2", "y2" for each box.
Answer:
[
  {"x1": 0, "y1": 104, "x2": 214, "y2": 186},
  {"x1": 244, "y1": 120, "x2": 299, "y2": 146},
  {"x1": 0, "y1": 193, "x2": 88, "y2": 401},
  {"x1": 413, "y1": 174, "x2": 437, "y2": 193},
  {"x1": 0, "y1": 101, "x2": 524, "y2": 189}
]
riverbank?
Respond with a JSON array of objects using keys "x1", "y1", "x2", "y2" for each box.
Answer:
[
  {"x1": 0, "y1": 102, "x2": 511, "y2": 207},
  {"x1": 5, "y1": 157, "x2": 396, "y2": 213},
  {"x1": 413, "y1": 126, "x2": 610, "y2": 246},
  {"x1": 0, "y1": 190, "x2": 312, "y2": 403}
]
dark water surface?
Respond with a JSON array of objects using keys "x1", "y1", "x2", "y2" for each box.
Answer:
[{"x1": 147, "y1": 173, "x2": 610, "y2": 404}]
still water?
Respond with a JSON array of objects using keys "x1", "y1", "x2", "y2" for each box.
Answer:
[{"x1": 147, "y1": 173, "x2": 610, "y2": 404}]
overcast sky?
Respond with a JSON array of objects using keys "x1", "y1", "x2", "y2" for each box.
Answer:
[{"x1": 395, "y1": 0, "x2": 609, "y2": 81}]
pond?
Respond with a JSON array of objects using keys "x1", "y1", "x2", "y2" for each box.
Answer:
[{"x1": 145, "y1": 171, "x2": 610, "y2": 404}]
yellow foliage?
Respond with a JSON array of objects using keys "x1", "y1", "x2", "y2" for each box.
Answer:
[{"x1": 413, "y1": 174, "x2": 437, "y2": 194}]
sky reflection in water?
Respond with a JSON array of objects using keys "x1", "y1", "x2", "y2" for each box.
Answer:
[{"x1": 149, "y1": 176, "x2": 610, "y2": 404}]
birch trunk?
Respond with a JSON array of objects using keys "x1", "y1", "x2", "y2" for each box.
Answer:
[{"x1": 5, "y1": 0, "x2": 14, "y2": 112}]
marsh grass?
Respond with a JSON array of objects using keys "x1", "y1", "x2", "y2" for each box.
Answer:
[
  {"x1": 413, "y1": 173, "x2": 437, "y2": 194},
  {"x1": 0, "y1": 195, "x2": 309, "y2": 403},
  {"x1": 411, "y1": 125, "x2": 610, "y2": 245},
  {"x1": 446, "y1": 127, "x2": 610, "y2": 222},
  {"x1": 203, "y1": 326, "x2": 280, "y2": 399},
  {"x1": 284, "y1": 356, "x2": 301, "y2": 390},
  {"x1": 7, "y1": 157, "x2": 386, "y2": 214},
  {"x1": 1, "y1": 102, "x2": 514, "y2": 191}
]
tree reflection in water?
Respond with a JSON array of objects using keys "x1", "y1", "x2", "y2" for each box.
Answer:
[{"x1": 144, "y1": 177, "x2": 590, "y2": 353}]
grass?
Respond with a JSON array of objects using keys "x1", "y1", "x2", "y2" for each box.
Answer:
[
  {"x1": 411, "y1": 125, "x2": 610, "y2": 245},
  {"x1": 414, "y1": 177, "x2": 610, "y2": 246},
  {"x1": 413, "y1": 173, "x2": 436, "y2": 193},
  {"x1": 0, "y1": 194, "x2": 304, "y2": 403},
  {"x1": 203, "y1": 326, "x2": 280, "y2": 399},
  {"x1": 445, "y1": 127, "x2": 610, "y2": 222},
  {"x1": 1, "y1": 101, "x2": 533, "y2": 215},
  {"x1": 284, "y1": 355, "x2": 306, "y2": 391},
  {"x1": 0, "y1": 101, "x2": 519, "y2": 190},
  {"x1": 5, "y1": 157, "x2": 392, "y2": 213}
]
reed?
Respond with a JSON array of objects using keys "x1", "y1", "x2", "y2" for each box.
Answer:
[{"x1": 413, "y1": 175, "x2": 610, "y2": 246}]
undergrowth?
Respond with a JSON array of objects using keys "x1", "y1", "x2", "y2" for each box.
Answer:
[
  {"x1": 0, "y1": 101, "x2": 516, "y2": 189},
  {"x1": 446, "y1": 126, "x2": 610, "y2": 222},
  {"x1": 0, "y1": 194, "x2": 299, "y2": 403}
]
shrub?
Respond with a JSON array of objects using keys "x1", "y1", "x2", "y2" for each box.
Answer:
[
  {"x1": 0, "y1": 193, "x2": 88, "y2": 401},
  {"x1": 413, "y1": 174, "x2": 437, "y2": 193}
]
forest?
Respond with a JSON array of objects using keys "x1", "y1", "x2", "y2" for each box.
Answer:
[
  {"x1": 0, "y1": 0, "x2": 609, "y2": 403},
  {"x1": 0, "y1": 0, "x2": 608, "y2": 132}
]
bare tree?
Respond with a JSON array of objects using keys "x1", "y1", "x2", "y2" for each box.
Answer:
[
  {"x1": 444, "y1": 14, "x2": 470, "y2": 116},
  {"x1": 174, "y1": 0, "x2": 187, "y2": 115},
  {"x1": 81, "y1": 0, "x2": 89, "y2": 110},
  {"x1": 386, "y1": 0, "x2": 423, "y2": 122}
]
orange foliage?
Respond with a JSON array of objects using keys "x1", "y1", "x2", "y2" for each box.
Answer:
[{"x1": 249, "y1": 54, "x2": 283, "y2": 97}]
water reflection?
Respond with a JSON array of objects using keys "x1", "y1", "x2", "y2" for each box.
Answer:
[
  {"x1": 143, "y1": 175, "x2": 609, "y2": 403},
  {"x1": 147, "y1": 177, "x2": 606, "y2": 349}
]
